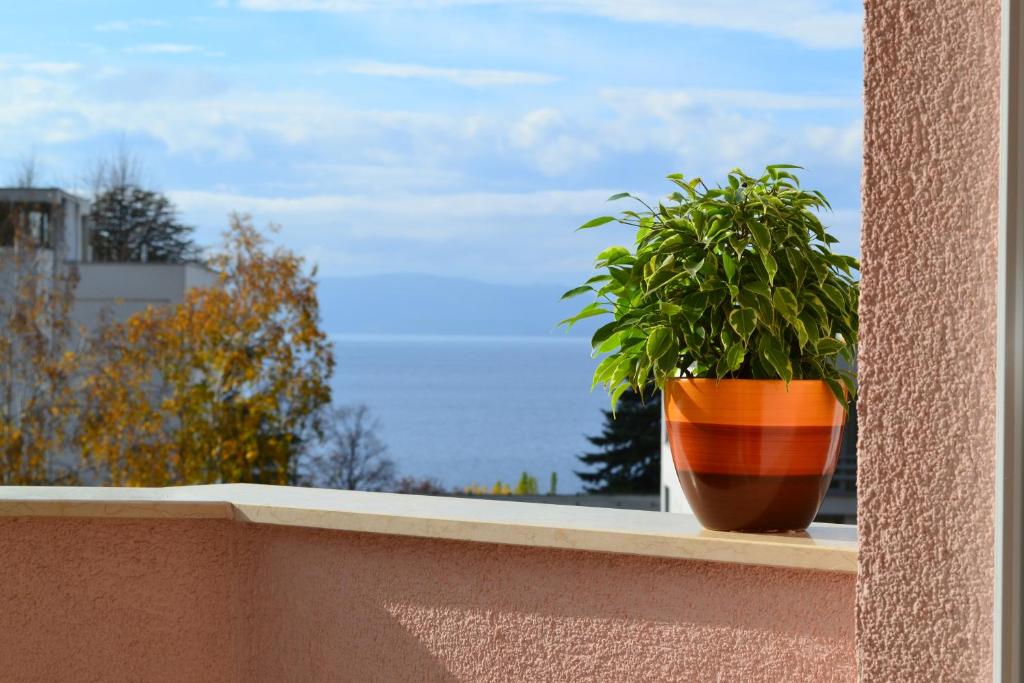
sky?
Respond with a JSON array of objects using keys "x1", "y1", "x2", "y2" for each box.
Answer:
[{"x1": 0, "y1": 0, "x2": 863, "y2": 286}]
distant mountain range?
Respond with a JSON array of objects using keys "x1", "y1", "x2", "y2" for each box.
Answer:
[{"x1": 316, "y1": 273, "x2": 600, "y2": 338}]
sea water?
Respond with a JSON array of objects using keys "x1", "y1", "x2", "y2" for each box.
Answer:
[{"x1": 329, "y1": 334, "x2": 609, "y2": 492}]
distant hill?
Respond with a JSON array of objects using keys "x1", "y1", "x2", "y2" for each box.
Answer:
[{"x1": 316, "y1": 273, "x2": 600, "y2": 337}]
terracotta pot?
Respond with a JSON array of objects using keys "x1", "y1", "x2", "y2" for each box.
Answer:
[{"x1": 664, "y1": 378, "x2": 846, "y2": 532}]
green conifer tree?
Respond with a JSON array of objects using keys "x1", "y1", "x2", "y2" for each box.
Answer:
[{"x1": 576, "y1": 389, "x2": 660, "y2": 493}]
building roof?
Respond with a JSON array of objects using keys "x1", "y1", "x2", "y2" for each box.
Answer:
[{"x1": 0, "y1": 187, "x2": 90, "y2": 206}]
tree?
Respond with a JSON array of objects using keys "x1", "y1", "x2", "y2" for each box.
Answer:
[
  {"x1": 10, "y1": 155, "x2": 41, "y2": 188},
  {"x1": 394, "y1": 476, "x2": 447, "y2": 495},
  {"x1": 514, "y1": 471, "x2": 538, "y2": 495},
  {"x1": 78, "y1": 215, "x2": 334, "y2": 485},
  {"x1": 576, "y1": 388, "x2": 660, "y2": 494},
  {"x1": 87, "y1": 151, "x2": 197, "y2": 263},
  {"x1": 0, "y1": 226, "x2": 81, "y2": 484},
  {"x1": 301, "y1": 404, "x2": 397, "y2": 491}
]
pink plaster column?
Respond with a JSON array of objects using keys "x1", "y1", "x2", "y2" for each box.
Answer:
[{"x1": 860, "y1": 0, "x2": 1000, "y2": 679}]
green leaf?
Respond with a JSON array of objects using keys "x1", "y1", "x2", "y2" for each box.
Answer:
[
  {"x1": 591, "y1": 355, "x2": 619, "y2": 389},
  {"x1": 660, "y1": 302, "x2": 682, "y2": 316},
  {"x1": 762, "y1": 335, "x2": 793, "y2": 382},
  {"x1": 838, "y1": 370, "x2": 857, "y2": 398},
  {"x1": 559, "y1": 303, "x2": 607, "y2": 328},
  {"x1": 761, "y1": 251, "x2": 778, "y2": 285},
  {"x1": 607, "y1": 192, "x2": 631, "y2": 201},
  {"x1": 721, "y1": 250, "x2": 736, "y2": 281},
  {"x1": 655, "y1": 337, "x2": 680, "y2": 372},
  {"x1": 815, "y1": 337, "x2": 845, "y2": 356},
  {"x1": 800, "y1": 291, "x2": 827, "y2": 320},
  {"x1": 792, "y1": 317, "x2": 809, "y2": 349},
  {"x1": 680, "y1": 291, "x2": 709, "y2": 325},
  {"x1": 590, "y1": 321, "x2": 619, "y2": 348},
  {"x1": 578, "y1": 216, "x2": 617, "y2": 231},
  {"x1": 785, "y1": 249, "x2": 808, "y2": 286},
  {"x1": 748, "y1": 220, "x2": 771, "y2": 251},
  {"x1": 609, "y1": 381, "x2": 631, "y2": 414},
  {"x1": 595, "y1": 245, "x2": 631, "y2": 264},
  {"x1": 725, "y1": 343, "x2": 746, "y2": 372},
  {"x1": 798, "y1": 311, "x2": 821, "y2": 345},
  {"x1": 822, "y1": 375, "x2": 847, "y2": 408},
  {"x1": 744, "y1": 280, "x2": 771, "y2": 298},
  {"x1": 684, "y1": 257, "x2": 705, "y2": 277},
  {"x1": 645, "y1": 326, "x2": 674, "y2": 361},
  {"x1": 818, "y1": 283, "x2": 846, "y2": 311},
  {"x1": 595, "y1": 333, "x2": 624, "y2": 355},
  {"x1": 560, "y1": 285, "x2": 592, "y2": 300},
  {"x1": 729, "y1": 307, "x2": 757, "y2": 339},
  {"x1": 772, "y1": 286, "x2": 799, "y2": 321}
]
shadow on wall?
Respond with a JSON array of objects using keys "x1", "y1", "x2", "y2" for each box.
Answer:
[{"x1": 245, "y1": 525, "x2": 856, "y2": 680}]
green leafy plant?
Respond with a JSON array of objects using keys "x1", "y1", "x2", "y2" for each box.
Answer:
[{"x1": 561, "y1": 165, "x2": 858, "y2": 408}]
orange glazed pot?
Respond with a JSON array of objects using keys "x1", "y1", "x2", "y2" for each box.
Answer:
[{"x1": 664, "y1": 379, "x2": 846, "y2": 532}]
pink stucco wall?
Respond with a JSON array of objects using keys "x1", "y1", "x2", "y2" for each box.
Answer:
[
  {"x1": 859, "y1": 0, "x2": 1000, "y2": 680},
  {"x1": 0, "y1": 517, "x2": 855, "y2": 681},
  {"x1": 0, "y1": 518, "x2": 244, "y2": 682}
]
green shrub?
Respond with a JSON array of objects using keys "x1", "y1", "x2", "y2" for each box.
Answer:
[{"x1": 561, "y1": 165, "x2": 858, "y2": 408}]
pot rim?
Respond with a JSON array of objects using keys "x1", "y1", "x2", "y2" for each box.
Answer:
[{"x1": 665, "y1": 377, "x2": 830, "y2": 385}]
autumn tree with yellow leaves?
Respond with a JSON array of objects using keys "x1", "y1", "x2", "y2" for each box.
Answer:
[
  {"x1": 79, "y1": 215, "x2": 334, "y2": 486},
  {"x1": 0, "y1": 224, "x2": 81, "y2": 484}
]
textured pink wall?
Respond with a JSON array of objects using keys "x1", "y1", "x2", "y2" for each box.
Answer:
[
  {"x1": 0, "y1": 518, "x2": 246, "y2": 682},
  {"x1": 241, "y1": 524, "x2": 855, "y2": 682},
  {"x1": 0, "y1": 517, "x2": 855, "y2": 681},
  {"x1": 859, "y1": 0, "x2": 1000, "y2": 680}
]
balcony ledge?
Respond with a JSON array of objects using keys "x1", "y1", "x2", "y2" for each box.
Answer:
[{"x1": 0, "y1": 483, "x2": 857, "y2": 573}]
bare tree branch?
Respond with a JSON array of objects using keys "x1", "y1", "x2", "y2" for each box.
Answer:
[
  {"x1": 302, "y1": 404, "x2": 396, "y2": 491},
  {"x1": 10, "y1": 155, "x2": 41, "y2": 189}
]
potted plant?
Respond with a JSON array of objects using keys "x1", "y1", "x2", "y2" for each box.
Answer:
[{"x1": 561, "y1": 165, "x2": 858, "y2": 532}]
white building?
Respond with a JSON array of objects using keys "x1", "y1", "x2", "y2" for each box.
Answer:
[{"x1": 0, "y1": 187, "x2": 216, "y2": 328}]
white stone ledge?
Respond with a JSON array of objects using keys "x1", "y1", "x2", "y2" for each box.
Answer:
[{"x1": 0, "y1": 484, "x2": 857, "y2": 573}]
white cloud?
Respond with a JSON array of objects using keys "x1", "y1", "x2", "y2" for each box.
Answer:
[
  {"x1": 509, "y1": 109, "x2": 600, "y2": 175},
  {"x1": 169, "y1": 187, "x2": 627, "y2": 280},
  {"x1": 94, "y1": 19, "x2": 168, "y2": 32},
  {"x1": 346, "y1": 61, "x2": 558, "y2": 86},
  {"x1": 19, "y1": 62, "x2": 83, "y2": 76},
  {"x1": 124, "y1": 43, "x2": 204, "y2": 54},
  {"x1": 0, "y1": 58, "x2": 861, "y2": 185},
  {"x1": 170, "y1": 187, "x2": 612, "y2": 233},
  {"x1": 290, "y1": 161, "x2": 465, "y2": 192},
  {"x1": 0, "y1": 65, "x2": 862, "y2": 275},
  {"x1": 0, "y1": 69, "x2": 487, "y2": 161},
  {"x1": 236, "y1": 0, "x2": 861, "y2": 49},
  {"x1": 169, "y1": 185, "x2": 859, "y2": 280},
  {"x1": 805, "y1": 118, "x2": 863, "y2": 163},
  {"x1": 601, "y1": 88, "x2": 859, "y2": 112}
]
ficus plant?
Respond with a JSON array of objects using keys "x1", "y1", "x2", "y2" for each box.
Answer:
[{"x1": 561, "y1": 165, "x2": 859, "y2": 409}]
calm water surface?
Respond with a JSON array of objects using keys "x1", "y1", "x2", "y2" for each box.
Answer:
[{"x1": 330, "y1": 334, "x2": 608, "y2": 492}]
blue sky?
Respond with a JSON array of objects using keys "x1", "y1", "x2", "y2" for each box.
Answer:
[{"x1": 1, "y1": 0, "x2": 863, "y2": 285}]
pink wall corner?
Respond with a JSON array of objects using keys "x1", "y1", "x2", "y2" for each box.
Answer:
[
  {"x1": 860, "y1": 0, "x2": 1000, "y2": 679},
  {"x1": 241, "y1": 526, "x2": 855, "y2": 682}
]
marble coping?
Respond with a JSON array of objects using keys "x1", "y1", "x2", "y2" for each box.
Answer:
[{"x1": 0, "y1": 484, "x2": 857, "y2": 573}]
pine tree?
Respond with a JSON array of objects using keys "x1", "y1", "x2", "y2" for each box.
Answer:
[
  {"x1": 86, "y1": 149, "x2": 197, "y2": 264},
  {"x1": 89, "y1": 186, "x2": 197, "y2": 263},
  {"x1": 576, "y1": 389, "x2": 660, "y2": 494}
]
